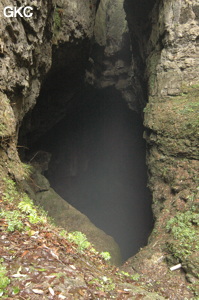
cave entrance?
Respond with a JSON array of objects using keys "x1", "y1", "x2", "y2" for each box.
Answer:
[{"x1": 30, "y1": 88, "x2": 153, "y2": 262}]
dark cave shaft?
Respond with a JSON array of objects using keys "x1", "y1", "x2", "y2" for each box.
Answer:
[
  {"x1": 29, "y1": 89, "x2": 153, "y2": 261},
  {"x1": 18, "y1": 0, "x2": 158, "y2": 262}
]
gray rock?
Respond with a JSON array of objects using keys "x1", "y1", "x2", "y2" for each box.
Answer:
[{"x1": 29, "y1": 169, "x2": 122, "y2": 265}]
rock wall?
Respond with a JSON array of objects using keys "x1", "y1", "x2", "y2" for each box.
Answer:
[
  {"x1": 123, "y1": 0, "x2": 199, "y2": 298},
  {"x1": 0, "y1": 0, "x2": 52, "y2": 122},
  {"x1": 0, "y1": 0, "x2": 52, "y2": 179},
  {"x1": 85, "y1": 0, "x2": 145, "y2": 111},
  {"x1": 0, "y1": 0, "x2": 97, "y2": 176},
  {"x1": 18, "y1": 0, "x2": 99, "y2": 144}
]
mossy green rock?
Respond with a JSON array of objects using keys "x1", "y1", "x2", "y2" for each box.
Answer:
[{"x1": 144, "y1": 85, "x2": 199, "y2": 159}]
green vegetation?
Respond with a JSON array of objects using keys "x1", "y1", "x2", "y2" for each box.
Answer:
[
  {"x1": 119, "y1": 271, "x2": 140, "y2": 281},
  {"x1": 166, "y1": 207, "x2": 199, "y2": 261},
  {"x1": 89, "y1": 276, "x2": 116, "y2": 292},
  {"x1": 67, "y1": 231, "x2": 111, "y2": 261},
  {"x1": 52, "y1": 6, "x2": 63, "y2": 42},
  {"x1": 100, "y1": 251, "x2": 111, "y2": 261},
  {"x1": 59, "y1": 229, "x2": 67, "y2": 237},
  {"x1": 0, "y1": 259, "x2": 10, "y2": 297},
  {"x1": 68, "y1": 231, "x2": 91, "y2": 252},
  {"x1": 53, "y1": 8, "x2": 62, "y2": 31},
  {"x1": 2, "y1": 177, "x2": 18, "y2": 202},
  {"x1": 0, "y1": 210, "x2": 24, "y2": 232},
  {"x1": 18, "y1": 194, "x2": 47, "y2": 224},
  {"x1": 144, "y1": 84, "x2": 199, "y2": 137},
  {"x1": 21, "y1": 163, "x2": 33, "y2": 179},
  {"x1": 1, "y1": 177, "x2": 47, "y2": 232},
  {"x1": 12, "y1": 286, "x2": 20, "y2": 295}
]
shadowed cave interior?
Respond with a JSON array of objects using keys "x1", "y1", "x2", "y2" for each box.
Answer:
[{"x1": 25, "y1": 88, "x2": 153, "y2": 262}]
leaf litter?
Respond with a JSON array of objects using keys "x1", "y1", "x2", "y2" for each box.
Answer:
[{"x1": 0, "y1": 193, "x2": 165, "y2": 299}]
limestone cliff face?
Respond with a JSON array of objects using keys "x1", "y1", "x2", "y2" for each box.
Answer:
[
  {"x1": 0, "y1": 0, "x2": 97, "y2": 176},
  {"x1": 123, "y1": 0, "x2": 199, "y2": 297},
  {"x1": 145, "y1": 0, "x2": 199, "y2": 258},
  {"x1": 0, "y1": 0, "x2": 52, "y2": 122},
  {"x1": 0, "y1": 0, "x2": 52, "y2": 179},
  {"x1": 52, "y1": 0, "x2": 97, "y2": 43},
  {"x1": 86, "y1": 0, "x2": 145, "y2": 111},
  {"x1": 19, "y1": 0, "x2": 99, "y2": 143}
]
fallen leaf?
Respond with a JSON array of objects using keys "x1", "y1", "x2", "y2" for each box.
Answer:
[
  {"x1": 78, "y1": 289, "x2": 85, "y2": 296},
  {"x1": 69, "y1": 265, "x2": 76, "y2": 270},
  {"x1": 50, "y1": 248, "x2": 59, "y2": 259},
  {"x1": 94, "y1": 291, "x2": 107, "y2": 296},
  {"x1": 21, "y1": 250, "x2": 29, "y2": 257},
  {"x1": 28, "y1": 230, "x2": 37, "y2": 236},
  {"x1": 32, "y1": 289, "x2": 44, "y2": 294},
  {"x1": 117, "y1": 289, "x2": 130, "y2": 294},
  {"x1": 44, "y1": 232, "x2": 53, "y2": 238},
  {"x1": 49, "y1": 287, "x2": 55, "y2": 296},
  {"x1": 12, "y1": 274, "x2": 27, "y2": 278},
  {"x1": 45, "y1": 275, "x2": 56, "y2": 278}
]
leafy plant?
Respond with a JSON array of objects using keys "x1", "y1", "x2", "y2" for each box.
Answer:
[
  {"x1": 68, "y1": 231, "x2": 91, "y2": 252},
  {"x1": 0, "y1": 188, "x2": 47, "y2": 232},
  {"x1": 129, "y1": 273, "x2": 140, "y2": 281},
  {"x1": 119, "y1": 271, "x2": 140, "y2": 281},
  {"x1": 0, "y1": 259, "x2": 10, "y2": 296},
  {"x1": 100, "y1": 251, "x2": 111, "y2": 261},
  {"x1": 18, "y1": 194, "x2": 35, "y2": 214},
  {"x1": 18, "y1": 194, "x2": 47, "y2": 225},
  {"x1": 2, "y1": 177, "x2": 18, "y2": 202},
  {"x1": 12, "y1": 286, "x2": 20, "y2": 295},
  {"x1": 18, "y1": 193, "x2": 46, "y2": 224},
  {"x1": 0, "y1": 210, "x2": 23, "y2": 232},
  {"x1": 59, "y1": 229, "x2": 67, "y2": 238}
]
